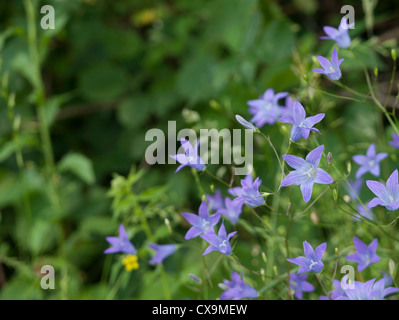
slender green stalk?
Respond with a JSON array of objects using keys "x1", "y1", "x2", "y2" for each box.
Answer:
[
  {"x1": 192, "y1": 168, "x2": 205, "y2": 197},
  {"x1": 204, "y1": 168, "x2": 230, "y2": 187},
  {"x1": 24, "y1": 0, "x2": 59, "y2": 212}
]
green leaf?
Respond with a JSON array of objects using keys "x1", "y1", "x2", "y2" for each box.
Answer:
[
  {"x1": 58, "y1": 152, "x2": 96, "y2": 185},
  {"x1": 78, "y1": 63, "x2": 128, "y2": 101},
  {"x1": 116, "y1": 96, "x2": 151, "y2": 129},
  {"x1": 30, "y1": 219, "x2": 60, "y2": 255}
]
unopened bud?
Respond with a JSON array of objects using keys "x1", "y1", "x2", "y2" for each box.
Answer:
[
  {"x1": 165, "y1": 218, "x2": 172, "y2": 233},
  {"x1": 260, "y1": 268, "x2": 265, "y2": 281},
  {"x1": 335, "y1": 247, "x2": 339, "y2": 256},
  {"x1": 327, "y1": 152, "x2": 333, "y2": 165},
  {"x1": 188, "y1": 273, "x2": 202, "y2": 284},
  {"x1": 262, "y1": 252, "x2": 267, "y2": 263},
  {"x1": 273, "y1": 265, "x2": 278, "y2": 276},
  {"x1": 392, "y1": 49, "x2": 397, "y2": 61},
  {"x1": 389, "y1": 259, "x2": 396, "y2": 279},
  {"x1": 374, "y1": 66, "x2": 378, "y2": 77},
  {"x1": 346, "y1": 161, "x2": 352, "y2": 175},
  {"x1": 333, "y1": 188, "x2": 338, "y2": 202}
]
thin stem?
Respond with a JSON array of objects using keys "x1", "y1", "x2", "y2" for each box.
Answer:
[
  {"x1": 384, "y1": 57, "x2": 397, "y2": 109},
  {"x1": 192, "y1": 168, "x2": 205, "y2": 197},
  {"x1": 203, "y1": 168, "x2": 231, "y2": 187},
  {"x1": 24, "y1": 0, "x2": 59, "y2": 212}
]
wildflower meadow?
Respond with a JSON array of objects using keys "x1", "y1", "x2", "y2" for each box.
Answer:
[{"x1": 0, "y1": 0, "x2": 399, "y2": 304}]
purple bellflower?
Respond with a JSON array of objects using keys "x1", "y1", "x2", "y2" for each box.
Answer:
[
  {"x1": 289, "y1": 273, "x2": 315, "y2": 300},
  {"x1": 353, "y1": 143, "x2": 387, "y2": 178},
  {"x1": 312, "y1": 48, "x2": 343, "y2": 81},
  {"x1": 371, "y1": 277, "x2": 399, "y2": 300},
  {"x1": 279, "y1": 101, "x2": 325, "y2": 141},
  {"x1": 336, "y1": 278, "x2": 378, "y2": 300},
  {"x1": 346, "y1": 237, "x2": 380, "y2": 272},
  {"x1": 219, "y1": 271, "x2": 258, "y2": 300},
  {"x1": 247, "y1": 88, "x2": 288, "y2": 127},
  {"x1": 206, "y1": 189, "x2": 225, "y2": 211},
  {"x1": 228, "y1": 174, "x2": 265, "y2": 207},
  {"x1": 216, "y1": 197, "x2": 244, "y2": 224},
  {"x1": 200, "y1": 220, "x2": 237, "y2": 256},
  {"x1": 389, "y1": 133, "x2": 399, "y2": 149},
  {"x1": 104, "y1": 224, "x2": 136, "y2": 255},
  {"x1": 366, "y1": 169, "x2": 399, "y2": 211},
  {"x1": 320, "y1": 17, "x2": 354, "y2": 48},
  {"x1": 148, "y1": 243, "x2": 178, "y2": 265},
  {"x1": 181, "y1": 201, "x2": 221, "y2": 240},
  {"x1": 281, "y1": 145, "x2": 333, "y2": 203},
  {"x1": 287, "y1": 241, "x2": 327, "y2": 274},
  {"x1": 170, "y1": 138, "x2": 205, "y2": 173}
]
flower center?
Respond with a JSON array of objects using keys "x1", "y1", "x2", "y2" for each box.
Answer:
[
  {"x1": 309, "y1": 260, "x2": 318, "y2": 269},
  {"x1": 219, "y1": 240, "x2": 228, "y2": 250},
  {"x1": 202, "y1": 220, "x2": 210, "y2": 230},
  {"x1": 328, "y1": 65, "x2": 335, "y2": 73},
  {"x1": 368, "y1": 160, "x2": 375, "y2": 167},
  {"x1": 306, "y1": 168, "x2": 317, "y2": 178},
  {"x1": 264, "y1": 102, "x2": 273, "y2": 111}
]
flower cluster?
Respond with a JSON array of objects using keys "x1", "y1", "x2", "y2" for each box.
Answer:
[{"x1": 103, "y1": 15, "x2": 399, "y2": 301}]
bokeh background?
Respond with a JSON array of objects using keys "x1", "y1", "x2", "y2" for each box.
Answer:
[{"x1": 0, "y1": 0, "x2": 398, "y2": 299}]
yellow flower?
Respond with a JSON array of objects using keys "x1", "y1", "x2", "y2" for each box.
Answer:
[{"x1": 122, "y1": 254, "x2": 139, "y2": 271}]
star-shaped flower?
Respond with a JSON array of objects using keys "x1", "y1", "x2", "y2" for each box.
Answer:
[
  {"x1": 148, "y1": 243, "x2": 178, "y2": 265},
  {"x1": 279, "y1": 101, "x2": 325, "y2": 141},
  {"x1": 181, "y1": 201, "x2": 221, "y2": 240},
  {"x1": 228, "y1": 174, "x2": 265, "y2": 207},
  {"x1": 312, "y1": 48, "x2": 343, "y2": 81},
  {"x1": 247, "y1": 88, "x2": 288, "y2": 127},
  {"x1": 216, "y1": 197, "x2": 244, "y2": 224},
  {"x1": 366, "y1": 169, "x2": 399, "y2": 211},
  {"x1": 169, "y1": 138, "x2": 205, "y2": 173},
  {"x1": 219, "y1": 271, "x2": 258, "y2": 300},
  {"x1": 281, "y1": 145, "x2": 333, "y2": 203},
  {"x1": 353, "y1": 143, "x2": 387, "y2": 178},
  {"x1": 320, "y1": 17, "x2": 354, "y2": 48},
  {"x1": 200, "y1": 220, "x2": 237, "y2": 256},
  {"x1": 289, "y1": 273, "x2": 315, "y2": 300},
  {"x1": 104, "y1": 224, "x2": 136, "y2": 255},
  {"x1": 389, "y1": 133, "x2": 399, "y2": 149},
  {"x1": 346, "y1": 237, "x2": 380, "y2": 272},
  {"x1": 287, "y1": 241, "x2": 327, "y2": 274}
]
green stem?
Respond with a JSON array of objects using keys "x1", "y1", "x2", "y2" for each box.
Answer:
[
  {"x1": 24, "y1": 0, "x2": 59, "y2": 211},
  {"x1": 192, "y1": 168, "x2": 205, "y2": 197},
  {"x1": 133, "y1": 199, "x2": 171, "y2": 299},
  {"x1": 204, "y1": 168, "x2": 230, "y2": 187},
  {"x1": 159, "y1": 264, "x2": 171, "y2": 300}
]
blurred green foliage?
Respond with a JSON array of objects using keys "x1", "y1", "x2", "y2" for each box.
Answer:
[{"x1": 0, "y1": 0, "x2": 398, "y2": 300}]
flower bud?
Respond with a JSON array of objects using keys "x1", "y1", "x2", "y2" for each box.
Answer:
[
  {"x1": 392, "y1": 49, "x2": 397, "y2": 61},
  {"x1": 327, "y1": 152, "x2": 333, "y2": 165}
]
